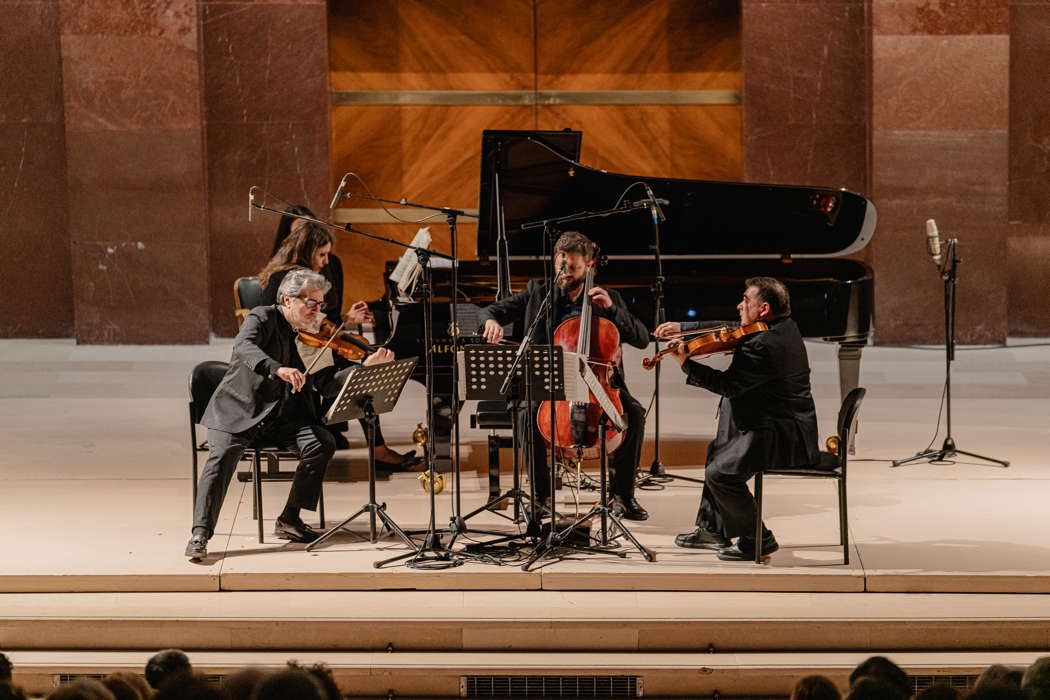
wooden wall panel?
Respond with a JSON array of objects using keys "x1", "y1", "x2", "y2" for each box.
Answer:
[
  {"x1": 330, "y1": 0, "x2": 535, "y2": 91},
  {"x1": 536, "y1": 0, "x2": 740, "y2": 90},
  {"x1": 329, "y1": 1, "x2": 743, "y2": 309}
]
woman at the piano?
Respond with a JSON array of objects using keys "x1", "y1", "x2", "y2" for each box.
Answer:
[{"x1": 257, "y1": 208, "x2": 420, "y2": 470}]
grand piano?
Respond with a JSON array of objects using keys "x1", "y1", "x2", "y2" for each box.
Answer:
[{"x1": 377, "y1": 129, "x2": 876, "y2": 470}]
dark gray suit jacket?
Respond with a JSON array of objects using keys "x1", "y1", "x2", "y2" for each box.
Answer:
[
  {"x1": 202, "y1": 305, "x2": 342, "y2": 434},
  {"x1": 682, "y1": 316, "x2": 820, "y2": 474}
]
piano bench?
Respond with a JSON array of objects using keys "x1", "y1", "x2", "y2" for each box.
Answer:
[
  {"x1": 471, "y1": 400, "x2": 513, "y2": 430},
  {"x1": 470, "y1": 400, "x2": 514, "y2": 501}
]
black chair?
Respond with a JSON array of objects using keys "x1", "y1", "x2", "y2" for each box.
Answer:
[
  {"x1": 753, "y1": 387, "x2": 866, "y2": 565},
  {"x1": 233, "y1": 276, "x2": 264, "y2": 326},
  {"x1": 189, "y1": 360, "x2": 324, "y2": 543}
]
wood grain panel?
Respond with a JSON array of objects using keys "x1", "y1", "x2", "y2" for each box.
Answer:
[
  {"x1": 330, "y1": 0, "x2": 534, "y2": 91},
  {"x1": 537, "y1": 105, "x2": 740, "y2": 181},
  {"x1": 537, "y1": 0, "x2": 740, "y2": 90}
]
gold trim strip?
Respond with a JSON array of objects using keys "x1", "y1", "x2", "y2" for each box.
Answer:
[{"x1": 331, "y1": 90, "x2": 740, "y2": 106}]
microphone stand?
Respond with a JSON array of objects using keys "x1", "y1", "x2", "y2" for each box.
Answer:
[
  {"x1": 635, "y1": 189, "x2": 702, "y2": 487},
  {"x1": 891, "y1": 238, "x2": 1009, "y2": 468}
]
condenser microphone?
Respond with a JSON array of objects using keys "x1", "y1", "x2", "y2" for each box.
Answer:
[
  {"x1": 925, "y1": 218, "x2": 942, "y2": 267},
  {"x1": 644, "y1": 184, "x2": 666, "y2": 223},
  {"x1": 248, "y1": 186, "x2": 257, "y2": 222},
  {"x1": 329, "y1": 173, "x2": 349, "y2": 210}
]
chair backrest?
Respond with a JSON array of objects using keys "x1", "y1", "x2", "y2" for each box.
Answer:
[
  {"x1": 189, "y1": 360, "x2": 230, "y2": 424},
  {"x1": 234, "y1": 276, "x2": 264, "y2": 326},
  {"x1": 835, "y1": 388, "x2": 860, "y2": 442}
]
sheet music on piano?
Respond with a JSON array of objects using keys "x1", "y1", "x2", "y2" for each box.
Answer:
[{"x1": 388, "y1": 226, "x2": 432, "y2": 302}]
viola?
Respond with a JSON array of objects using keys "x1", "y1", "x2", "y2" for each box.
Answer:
[
  {"x1": 298, "y1": 318, "x2": 376, "y2": 362},
  {"x1": 642, "y1": 321, "x2": 768, "y2": 369},
  {"x1": 536, "y1": 266, "x2": 626, "y2": 460}
]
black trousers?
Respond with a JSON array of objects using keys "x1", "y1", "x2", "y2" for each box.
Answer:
[
  {"x1": 192, "y1": 419, "x2": 335, "y2": 537},
  {"x1": 695, "y1": 465, "x2": 770, "y2": 540},
  {"x1": 524, "y1": 387, "x2": 645, "y2": 501}
]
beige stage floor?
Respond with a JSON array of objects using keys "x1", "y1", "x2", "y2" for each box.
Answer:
[{"x1": 1, "y1": 337, "x2": 1048, "y2": 594}]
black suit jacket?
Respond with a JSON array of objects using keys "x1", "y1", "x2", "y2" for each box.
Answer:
[
  {"x1": 682, "y1": 316, "x2": 819, "y2": 474},
  {"x1": 202, "y1": 304, "x2": 343, "y2": 434},
  {"x1": 477, "y1": 278, "x2": 650, "y2": 386}
]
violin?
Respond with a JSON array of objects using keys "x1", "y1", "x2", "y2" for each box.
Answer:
[
  {"x1": 298, "y1": 318, "x2": 376, "y2": 362},
  {"x1": 536, "y1": 266, "x2": 626, "y2": 460},
  {"x1": 641, "y1": 321, "x2": 769, "y2": 370}
]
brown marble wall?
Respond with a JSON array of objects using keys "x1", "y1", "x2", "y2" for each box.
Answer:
[
  {"x1": 1007, "y1": 1, "x2": 1050, "y2": 336},
  {"x1": 1, "y1": 0, "x2": 72, "y2": 337},
  {"x1": 741, "y1": 0, "x2": 870, "y2": 196},
  {"x1": 59, "y1": 0, "x2": 209, "y2": 343},
  {"x1": 871, "y1": 1, "x2": 1010, "y2": 344},
  {"x1": 201, "y1": 0, "x2": 331, "y2": 338}
]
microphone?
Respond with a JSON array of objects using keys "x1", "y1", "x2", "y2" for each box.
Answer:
[
  {"x1": 329, "y1": 173, "x2": 349, "y2": 210},
  {"x1": 643, "y1": 184, "x2": 666, "y2": 223},
  {"x1": 248, "y1": 186, "x2": 256, "y2": 222},
  {"x1": 925, "y1": 218, "x2": 942, "y2": 267}
]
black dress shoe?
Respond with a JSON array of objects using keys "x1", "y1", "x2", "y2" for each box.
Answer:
[
  {"x1": 375, "y1": 453, "x2": 424, "y2": 472},
  {"x1": 184, "y1": 534, "x2": 208, "y2": 560},
  {"x1": 612, "y1": 495, "x2": 649, "y2": 521},
  {"x1": 717, "y1": 534, "x2": 780, "y2": 561},
  {"x1": 274, "y1": 517, "x2": 322, "y2": 543},
  {"x1": 674, "y1": 527, "x2": 730, "y2": 550}
]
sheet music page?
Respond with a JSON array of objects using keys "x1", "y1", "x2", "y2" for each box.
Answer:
[{"x1": 388, "y1": 226, "x2": 431, "y2": 301}]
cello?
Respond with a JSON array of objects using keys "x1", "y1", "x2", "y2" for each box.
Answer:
[{"x1": 536, "y1": 265, "x2": 626, "y2": 460}]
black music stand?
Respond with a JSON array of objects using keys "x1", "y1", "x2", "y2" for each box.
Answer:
[
  {"x1": 454, "y1": 344, "x2": 578, "y2": 548},
  {"x1": 306, "y1": 357, "x2": 420, "y2": 552}
]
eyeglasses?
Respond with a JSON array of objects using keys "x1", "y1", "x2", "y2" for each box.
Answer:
[{"x1": 299, "y1": 297, "x2": 327, "y2": 311}]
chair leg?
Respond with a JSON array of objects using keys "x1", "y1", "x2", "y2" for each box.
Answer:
[
  {"x1": 754, "y1": 473, "x2": 764, "y2": 564},
  {"x1": 838, "y1": 478, "x2": 849, "y2": 566},
  {"x1": 319, "y1": 487, "x2": 325, "y2": 529},
  {"x1": 253, "y1": 451, "x2": 263, "y2": 544}
]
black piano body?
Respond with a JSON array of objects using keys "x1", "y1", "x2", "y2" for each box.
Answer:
[{"x1": 375, "y1": 130, "x2": 876, "y2": 468}]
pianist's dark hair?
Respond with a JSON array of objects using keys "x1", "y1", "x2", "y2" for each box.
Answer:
[
  {"x1": 746, "y1": 276, "x2": 791, "y2": 318},
  {"x1": 273, "y1": 204, "x2": 317, "y2": 256},
  {"x1": 554, "y1": 231, "x2": 597, "y2": 260}
]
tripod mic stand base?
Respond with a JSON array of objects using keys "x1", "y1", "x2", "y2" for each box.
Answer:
[{"x1": 892, "y1": 437, "x2": 1009, "y2": 468}]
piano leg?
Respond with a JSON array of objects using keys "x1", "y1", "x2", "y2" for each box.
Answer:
[{"x1": 837, "y1": 342, "x2": 864, "y2": 454}]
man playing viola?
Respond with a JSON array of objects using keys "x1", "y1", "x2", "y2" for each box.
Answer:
[
  {"x1": 478, "y1": 231, "x2": 651, "y2": 520},
  {"x1": 186, "y1": 268, "x2": 393, "y2": 560},
  {"x1": 655, "y1": 276, "x2": 819, "y2": 560}
]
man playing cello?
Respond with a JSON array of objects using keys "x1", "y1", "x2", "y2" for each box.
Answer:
[{"x1": 478, "y1": 232, "x2": 651, "y2": 521}]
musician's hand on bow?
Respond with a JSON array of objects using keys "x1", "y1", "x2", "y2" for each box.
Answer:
[
  {"x1": 275, "y1": 366, "x2": 306, "y2": 393},
  {"x1": 588, "y1": 286, "x2": 613, "y2": 309},
  {"x1": 344, "y1": 301, "x2": 374, "y2": 326},
  {"x1": 482, "y1": 319, "x2": 504, "y2": 344},
  {"x1": 364, "y1": 347, "x2": 394, "y2": 366},
  {"x1": 654, "y1": 321, "x2": 681, "y2": 339}
]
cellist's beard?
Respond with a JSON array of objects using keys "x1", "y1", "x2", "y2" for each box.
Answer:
[{"x1": 558, "y1": 275, "x2": 584, "y2": 294}]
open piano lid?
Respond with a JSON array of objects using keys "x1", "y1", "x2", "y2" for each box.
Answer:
[{"x1": 477, "y1": 130, "x2": 876, "y2": 260}]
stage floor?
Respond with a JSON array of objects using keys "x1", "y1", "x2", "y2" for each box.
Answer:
[{"x1": 1, "y1": 337, "x2": 1048, "y2": 594}]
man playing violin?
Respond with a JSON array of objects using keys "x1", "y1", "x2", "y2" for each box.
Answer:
[
  {"x1": 186, "y1": 268, "x2": 394, "y2": 560},
  {"x1": 478, "y1": 231, "x2": 651, "y2": 520},
  {"x1": 654, "y1": 277, "x2": 819, "y2": 560}
]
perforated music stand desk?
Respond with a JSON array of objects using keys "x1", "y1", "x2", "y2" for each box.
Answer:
[{"x1": 306, "y1": 357, "x2": 419, "y2": 551}]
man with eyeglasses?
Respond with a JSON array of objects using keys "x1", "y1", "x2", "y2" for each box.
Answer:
[{"x1": 186, "y1": 268, "x2": 393, "y2": 560}]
